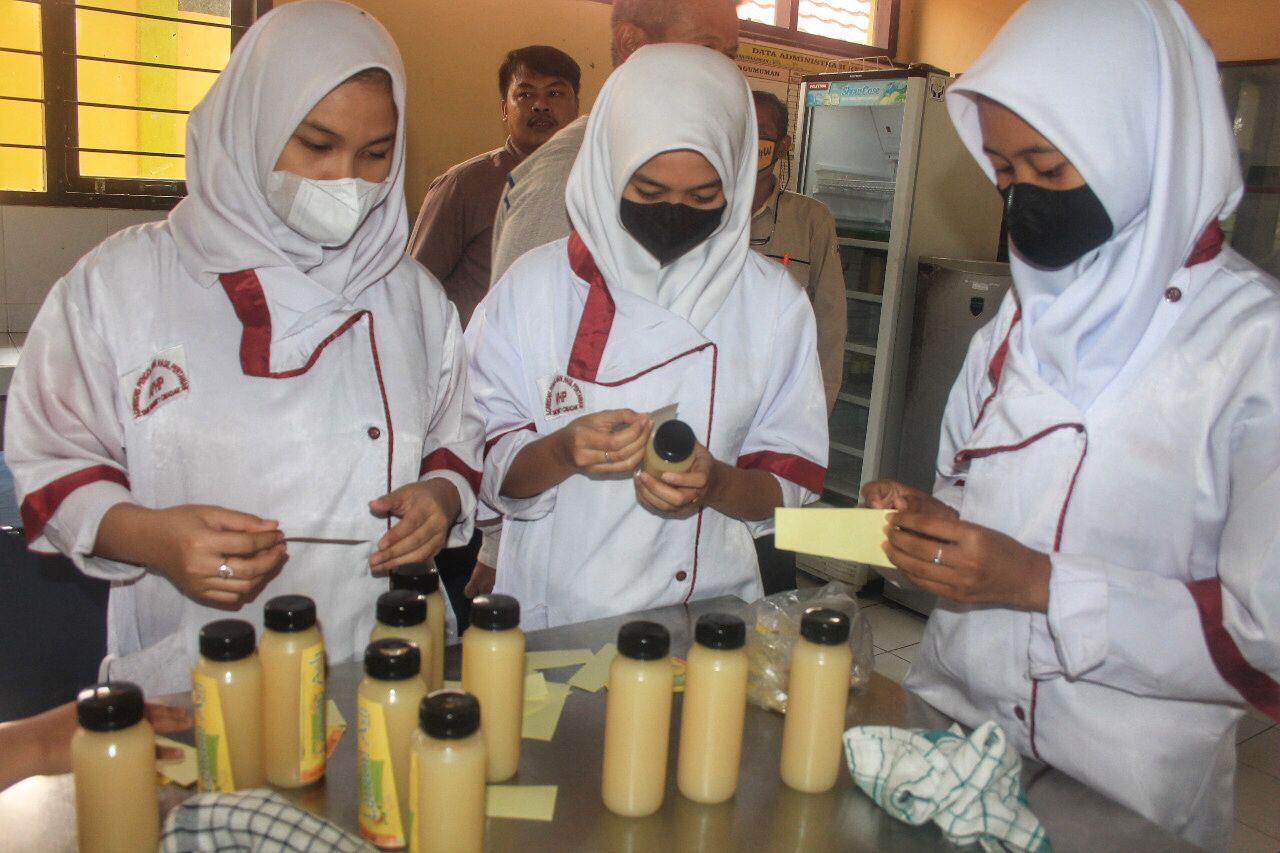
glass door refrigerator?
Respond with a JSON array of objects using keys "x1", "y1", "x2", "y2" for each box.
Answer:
[{"x1": 793, "y1": 66, "x2": 1003, "y2": 585}]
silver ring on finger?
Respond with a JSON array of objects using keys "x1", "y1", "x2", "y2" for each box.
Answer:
[
  {"x1": 932, "y1": 547, "x2": 944, "y2": 566},
  {"x1": 604, "y1": 450, "x2": 612, "y2": 464},
  {"x1": 217, "y1": 563, "x2": 234, "y2": 580}
]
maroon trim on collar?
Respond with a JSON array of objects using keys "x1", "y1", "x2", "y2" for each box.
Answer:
[
  {"x1": 1186, "y1": 222, "x2": 1225, "y2": 268},
  {"x1": 566, "y1": 231, "x2": 616, "y2": 383},
  {"x1": 218, "y1": 270, "x2": 365, "y2": 379},
  {"x1": 1187, "y1": 578, "x2": 1280, "y2": 722},
  {"x1": 21, "y1": 465, "x2": 130, "y2": 545}
]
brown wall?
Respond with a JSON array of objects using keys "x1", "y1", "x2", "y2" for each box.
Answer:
[{"x1": 896, "y1": 0, "x2": 1280, "y2": 74}]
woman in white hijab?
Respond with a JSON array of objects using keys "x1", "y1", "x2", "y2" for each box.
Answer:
[
  {"x1": 4, "y1": 0, "x2": 484, "y2": 694},
  {"x1": 466, "y1": 44, "x2": 828, "y2": 630},
  {"x1": 863, "y1": 0, "x2": 1279, "y2": 846}
]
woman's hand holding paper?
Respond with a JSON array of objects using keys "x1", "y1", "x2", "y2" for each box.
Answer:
[{"x1": 883, "y1": 511, "x2": 1051, "y2": 612}]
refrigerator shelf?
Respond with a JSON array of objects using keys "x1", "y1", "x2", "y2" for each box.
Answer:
[
  {"x1": 845, "y1": 342, "x2": 877, "y2": 357},
  {"x1": 837, "y1": 392, "x2": 871, "y2": 408},
  {"x1": 815, "y1": 169, "x2": 896, "y2": 195},
  {"x1": 831, "y1": 441, "x2": 865, "y2": 458},
  {"x1": 838, "y1": 237, "x2": 891, "y2": 251},
  {"x1": 847, "y1": 290, "x2": 883, "y2": 304}
]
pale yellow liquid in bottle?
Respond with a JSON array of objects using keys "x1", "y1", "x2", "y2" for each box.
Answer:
[
  {"x1": 72, "y1": 719, "x2": 159, "y2": 853},
  {"x1": 642, "y1": 440, "x2": 695, "y2": 479},
  {"x1": 602, "y1": 654, "x2": 674, "y2": 817},
  {"x1": 260, "y1": 625, "x2": 325, "y2": 787},
  {"x1": 193, "y1": 653, "x2": 265, "y2": 790},
  {"x1": 358, "y1": 674, "x2": 428, "y2": 850},
  {"x1": 676, "y1": 642, "x2": 748, "y2": 803},
  {"x1": 411, "y1": 728, "x2": 487, "y2": 853},
  {"x1": 371, "y1": 621, "x2": 434, "y2": 691},
  {"x1": 779, "y1": 636, "x2": 853, "y2": 793},
  {"x1": 424, "y1": 590, "x2": 446, "y2": 691},
  {"x1": 460, "y1": 626, "x2": 525, "y2": 782}
]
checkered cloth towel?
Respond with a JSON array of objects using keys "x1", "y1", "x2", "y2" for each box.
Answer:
[
  {"x1": 843, "y1": 722, "x2": 1051, "y2": 852},
  {"x1": 162, "y1": 788, "x2": 372, "y2": 852}
]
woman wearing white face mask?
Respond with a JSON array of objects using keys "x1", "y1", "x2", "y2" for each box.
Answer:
[
  {"x1": 466, "y1": 45, "x2": 829, "y2": 630},
  {"x1": 4, "y1": 0, "x2": 484, "y2": 694},
  {"x1": 861, "y1": 0, "x2": 1279, "y2": 847}
]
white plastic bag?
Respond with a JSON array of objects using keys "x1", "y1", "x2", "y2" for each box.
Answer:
[{"x1": 746, "y1": 582, "x2": 875, "y2": 713}]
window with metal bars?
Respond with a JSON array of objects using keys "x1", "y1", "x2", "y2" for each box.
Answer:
[
  {"x1": 0, "y1": 0, "x2": 266, "y2": 209},
  {"x1": 738, "y1": 0, "x2": 897, "y2": 54}
]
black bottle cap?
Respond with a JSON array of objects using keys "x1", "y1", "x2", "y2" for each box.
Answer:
[
  {"x1": 652, "y1": 419, "x2": 696, "y2": 463},
  {"x1": 199, "y1": 619, "x2": 256, "y2": 661},
  {"x1": 389, "y1": 563, "x2": 440, "y2": 595},
  {"x1": 617, "y1": 621, "x2": 670, "y2": 660},
  {"x1": 694, "y1": 612, "x2": 746, "y2": 650},
  {"x1": 76, "y1": 682, "x2": 145, "y2": 732},
  {"x1": 419, "y1": 690, "x2": 481, "y2": 740},
  {"x1": 364, "y1": 638, "x2": 421, "y2": 681},
  {"x1": 264, "y1": 595, "x2": 317, "y2": 632},
  {"x1": 377, "y1": 590, "x2": 427, "y2": 627},
  {"x1": 799, "y1": 607, "x2": 850, "y2": 646},
  {"x1": 469, "y1": 594, "x2": 520, "y2": 631}
]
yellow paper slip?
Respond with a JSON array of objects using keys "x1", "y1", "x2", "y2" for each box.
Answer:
[
  {"x1": 325, "y1": 698, "x2": 347, "y2": 760},
  {"x1": 525, "y1": 671, "x2": 548, "y2": 704},
  {"x1": 774, "y1": 507, "x2": 894, "y2": 568},
  {"x1": 524, "y1": 649, "x2": 593, "y2": 672},
  {"x1": 521, "y1": 682, "x2": 571, "y2": 741},
  {"x1": 486, "y1": 785, "x2": 558, "y2": 822},
  {"x1": 568, "y1": 644, "x2": 617, "y2": 692},
  {"x1": 156, "y1": 737, "x2": 197, "y2": 787}
]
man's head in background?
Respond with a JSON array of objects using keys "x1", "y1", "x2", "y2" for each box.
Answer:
[
  {"x1": 752, "y1": 90, "x2": 790, "y2": 209},
  {"x1": 610, "y1": 0, "x2": 741, "y2": 67},
  {"x1": 500, "y1": 45, "x2": 582, "y2": 153}
]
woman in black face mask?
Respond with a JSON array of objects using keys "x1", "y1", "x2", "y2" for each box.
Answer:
[
  {"x1": 860, "y1": 0, "x2": 1280, "y2": 848},
  {"x1": 463, "y1": 44, "x2": 829, "y2": 631}
]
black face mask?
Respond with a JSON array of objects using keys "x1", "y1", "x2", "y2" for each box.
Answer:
[
  {"x1": 620, "y1": 199, "x2": 726, "y2": 266},
  {"x1": 1002, "y1": 182, "x2": 1114, "y2": 270}
]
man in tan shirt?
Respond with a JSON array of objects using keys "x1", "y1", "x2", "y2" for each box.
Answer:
[
  {"x1": 409, "y1": 45, "x2": 580, "y2": 327},
  {"x1": 750, "y1": 90, "x2": 846, "y2": 416},
  {"x1": 750, "y1": 91, "x2": 846, "y2": 594}
]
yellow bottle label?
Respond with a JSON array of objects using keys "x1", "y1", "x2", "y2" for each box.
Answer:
[
  {"x1": 299, "y1": 642, "x2": 326, "y2": 783},
  {"x1": 408, "y1": 749, "x2": 420, "y2": 853},
  {"x1": 357, "y1": 696, "x2": 405, "y2": 848},
  {"x1": 192, "y1": 669, "x2": 235, "y2": 792}
]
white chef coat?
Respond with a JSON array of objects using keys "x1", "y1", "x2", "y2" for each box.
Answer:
[
  {"x1": 2, "y1": 1, "x2": 484, "y2": 695},
  {"x1": 4, "y1": 226, "x2": 483, "y2": 695},
  {"x1": 466, "y1": 233, "x2": 829, "y2": 630},
  {"x1": 906, "y1": 243, "x2": 1280, "y2": 850}
]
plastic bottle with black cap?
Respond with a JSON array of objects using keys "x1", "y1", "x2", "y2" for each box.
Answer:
[
  {"x1": 410, "y1": 691, "x2": 487, "y2": 853},
  {"x1": 461, "y1": 594, "x2": 525, "y2": 782},
  {"x1": 193, "y1": 619, "x2": 264, "y2": 791},
  {"x1": 72, "y1": 682, "x2": 159, "y2": 853},
  {"x1": 261, "y1": 594, "x2": 326, "y2": 788},
  {"x1": 603, "y1": 621, "x2": 674, "y2": 816},
  {"x1": 678, "y1": 612, "x2": 750, "y2": 803},
  {"x1": 780, "y1": 607, "x2": 854, "y2": 793},
  {"x1": 371, "y1": 589, "x2": 434, "y2": 691},
  {"x1": 389, "y1": 564, "x2": 446, "y2": 690},
  {"x1": 644, "y1": 419, "x2": 698, "y2": 478},
  {"x1": 357, "y1": 639, "x2": 427, "y2": 849}
]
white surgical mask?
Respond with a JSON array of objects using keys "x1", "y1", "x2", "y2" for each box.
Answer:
[{"x1": 265, "y1": 170, "x2": 383, "y2": 247}]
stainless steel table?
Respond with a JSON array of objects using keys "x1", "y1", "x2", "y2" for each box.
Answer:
[{"x1": 0, "y1": 596, "x2": 1194, "y2": 852}]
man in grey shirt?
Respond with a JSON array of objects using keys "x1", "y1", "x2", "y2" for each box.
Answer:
[{"x1": 488, "y1": 0, "x2": 743, "y2": 284}]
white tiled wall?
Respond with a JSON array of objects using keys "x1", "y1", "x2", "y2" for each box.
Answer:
[{"x1": 0, "y1": 205, "x2": 168, "y2": 333}]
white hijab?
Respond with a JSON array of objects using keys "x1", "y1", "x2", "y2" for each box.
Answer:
[
  {"x1": 565, "y1": 44, "x2": 756, "y2": 332},
  {"x1": 947, "y1": 0, "x2": 1243, "y2": 410},
  {"x1": 168, "y1": 0, "x2": 409, "y2": 321}
]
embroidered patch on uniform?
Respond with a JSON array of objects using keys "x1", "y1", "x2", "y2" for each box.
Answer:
[
  {"x1": 541, "y1": 373, "x2": 585, "y2": 419},
  {"x1": 126, "y1": 346, "x2": 190, "y2": 419}
]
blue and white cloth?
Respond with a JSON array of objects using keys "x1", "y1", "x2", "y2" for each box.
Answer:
[
  {"x1": 844, "y1": 722, "x2": 1051, "y2": 852},
  {"x1": 162, "y1": 789, "x2": 371, "y2": 852}
]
